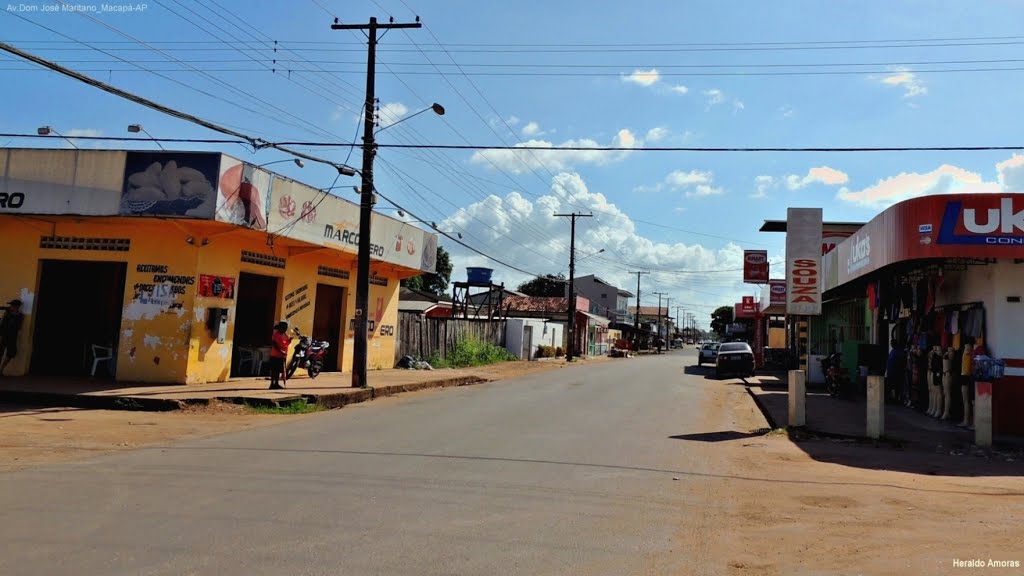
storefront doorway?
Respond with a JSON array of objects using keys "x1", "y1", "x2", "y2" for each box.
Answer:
[
  {"x1": 231, "y1": 272, "x2": 281, "y2": 377},
  {"x1": 313, "y1": 284, "x2": 344, "y2": 371},
  {"x1": 31, "y1": 260, "x2": 127, "y2": 378}
]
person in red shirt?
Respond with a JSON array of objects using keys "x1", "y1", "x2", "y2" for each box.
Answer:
[{"x1": 269, "y1": 321, "x2": 292, "y2": 390}]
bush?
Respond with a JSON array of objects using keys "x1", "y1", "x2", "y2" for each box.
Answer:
[
  {"x1": 554, "y1": 346, "x2": 564, "y2": 358},
  {"x1": 434, "y1": 338, "x2": 516, "y2": 368},
  {"x1": 536, "y1": 345, "x2": 553, "y2": 358}
]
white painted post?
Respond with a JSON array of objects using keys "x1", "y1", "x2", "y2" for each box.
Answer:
[
  {"x1": 866, "y1": 375, "x2": 885, "y2": 439},
  {"x1": 788, "y1": 369, "x2": 806, "y2": 427},
  {"x1": 975, "y1": 381, "x2": 993, "y2": 447}
]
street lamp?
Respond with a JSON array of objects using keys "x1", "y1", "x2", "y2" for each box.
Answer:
[
  {"x1": 375, "y1": 102, "x2": 445, "y2": 134},
  {"x1": 257, "y1": 158, "x2": 305, "y2": 169},
  {"x1": 37, "y1": 125, "x2": 79, "y2": 149},
  {"x1": 127, "y1": 124, "x2": 165, "y2": 150},
  {"x1": 576, "y1": 248, "x2": 605, "y2": 262}
]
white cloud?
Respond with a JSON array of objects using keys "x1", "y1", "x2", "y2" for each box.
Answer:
[
  {"x1": 733, "y1": 99, "x2": 745, "y2": 113},
  {"x1": 377, "y1": 102, "x2": 409, "y2": 127},
  {"x1": 779, "y1": 105, "x2": 796, "y2": 118},
  {"x1": 623, "y1": 68, "x2": 660, "y2": 86},
  {"x1": 65, "y1": 128, "x2": 102, "y2": 138},
  {"x1": 439, "y1": 172, "x2": 758, "y2": 319},
  {"x1": 470, "y1": 129, "x2": 639, "y2": 174},
  {"x1": 670, "y1": 85, "x2": 689, "y2": 94},
  {"x1": 997, "y1": 154, "x2": 1024, "y2": 190},
  {"x1": 521, "y1": 121, "x2": 544, "y2": 137},
  {"x1": 636, "y1": 169, "x2": 723, "y2": 197},
  {"x1": 666, "y1": 170, "x2": 712, "y2": 188},
  {"x1": 645, "y1": 126, "x2": 669, "y2": 142},
  {"x1": 751, "y1": 175, "x2": 775, "y2": 199},
  {"x1": 703, "y1": 89, "x2": 725, "y2": 107},
  {"x1": 785, "y1": 166, "x2": 850, "y2": 190},
  {"x1": 836, "y1": 165, "x2": 999, "y2": 210},
  {"x1": 876, "y1": 67, "x2": 927, "y2": 98}
]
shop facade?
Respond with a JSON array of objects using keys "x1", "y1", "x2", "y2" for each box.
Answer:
[
  {"x1": 0, "y1": 148, "x2": 437, "y2": 384},
  {"x1": 819, "y1": 193, "x2": 1024, "y2": 435}
]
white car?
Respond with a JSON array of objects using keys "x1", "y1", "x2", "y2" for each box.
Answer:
[{"x1": 697, "y1": 342, "x2": 721, "y2": 366}]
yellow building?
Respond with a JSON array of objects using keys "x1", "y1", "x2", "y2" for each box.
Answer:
[{"x1": 0, "y1": 148, "x2": 437, "y2": 384}]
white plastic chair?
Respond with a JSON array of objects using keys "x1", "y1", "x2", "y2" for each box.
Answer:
[
  {"x1": 236, "y1": 347, "x2": 257, "y2": 375},
  {"x1": 90, "y1": 345, "x2": 114, "y2": 377}
]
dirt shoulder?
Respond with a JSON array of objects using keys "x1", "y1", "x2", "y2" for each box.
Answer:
[
  {"x1": 0, "y1": 355, "x2": 619, "y2": 473},
  {"x1": 681, "y1": 381, "x2": 1024, "y2": 575}
]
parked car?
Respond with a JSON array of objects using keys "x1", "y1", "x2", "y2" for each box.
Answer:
[
  {"x1": 697, "y1": 342, "x2": 721, "y2": 366},
  {"x1": 715, "y1": 342, "x2": 755, "y2": 379}
]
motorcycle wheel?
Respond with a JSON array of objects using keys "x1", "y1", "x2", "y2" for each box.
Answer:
[
  {"x1": 286, "y1": 359, "x2": 298, "y2": 379},
  {"x1": 827, "y1": 378, "x2": 840, "y2": 398},
  {"x1": 308, "y1": 361, "x2": 322, "y2": 379}
]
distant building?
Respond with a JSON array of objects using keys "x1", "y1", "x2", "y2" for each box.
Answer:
[{"x1": 569, "y1": 274, "x2": 634, "y2": 324}]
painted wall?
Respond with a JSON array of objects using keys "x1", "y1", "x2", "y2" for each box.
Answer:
[{"x1": 505, "y1": 318, "x2": 563, "y2": 360}]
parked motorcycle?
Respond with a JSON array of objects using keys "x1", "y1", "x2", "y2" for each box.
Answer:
[
  {"x1": 286, "y1": 328, "x2": 330, "y2": 379},
  {"x1": 821, "y1": 352, "x2": 846, "y2": 398}
]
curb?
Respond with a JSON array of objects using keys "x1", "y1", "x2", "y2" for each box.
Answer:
[
  {"x1": 0, "y1": 375, "x2": 492, "y2": 413},
  {"x1": 744, "y1": 386, "x2": 778, "y2": 429}
]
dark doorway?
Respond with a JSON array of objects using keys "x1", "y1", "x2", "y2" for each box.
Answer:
[
  {"x1": 31, "y1": 260, "x2": 127, "y2": 378},
  {"x1": 232, "y1": 272, "x2": 280, "y2": 377},
  {"x1": 313, "y1": 284, "x2": 344, "y2": 371},
  {"x1": 522, "y1": 325, "x2": 533, "y2": 360}
]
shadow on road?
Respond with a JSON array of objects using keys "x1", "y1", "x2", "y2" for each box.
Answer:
[{"x1": 669, "y1": 430, "x2": 768, "y2": 442}]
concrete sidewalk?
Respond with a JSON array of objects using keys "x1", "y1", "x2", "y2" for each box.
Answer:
[
  {"x1": 747, "y1": 383, "x2": 1024, "y2": 452},
  {"x1": 0, "y1": 368, "x2": 491, "y2": 410},
  {"x1": 0, "y1": 355, "x2": 616, "y2": 411}
]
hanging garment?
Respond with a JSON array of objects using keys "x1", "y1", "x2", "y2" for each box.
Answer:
[
  {"x1": 866, "y1": 283, "x2": 876, "y2": 311},
  {"x1": 916, "y1": 280, "x2": 928, "y2": 313},
  {"x1": 901, "y1": 283, "x2": 914, "y2": 310},
  {"x1": 964, "y1": 308, "x2": 984, "y2": 338},
  {"x1": 952, "y1": 332, "x2": 961, "y2": 350},
  {"x1": 938, "y1": 312, "x2": 950, "y2": 349},
  {"x1": 925, "y1": 277, "x2": 936, "y2": 314}
]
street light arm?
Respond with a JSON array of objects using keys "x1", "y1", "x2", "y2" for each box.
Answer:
[{"x1": 375, "y1": 103, "x2": 445, "y2": 135}]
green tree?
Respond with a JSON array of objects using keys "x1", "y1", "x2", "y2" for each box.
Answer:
[
  {"x1": 710, "y1": 305, "x2": 734, "y2": 340},
  {"x1": 402, "y1": 246, "x2": 453, "y2": 296},
  {"x1": 517, "y1": 274, "x2": 567, "y2": 297}
]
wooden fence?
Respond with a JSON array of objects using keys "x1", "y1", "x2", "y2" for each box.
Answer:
[{"x1": 394, "y1": 311, "x2": 507, "y2": 365}]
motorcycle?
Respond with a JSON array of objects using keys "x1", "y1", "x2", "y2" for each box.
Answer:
[
  {"x1": 286, "y1": 328, "x2": 330, "y2": 379},
  {"x1": 821, "y1": 352, "x2": 846, "y2": 398}
]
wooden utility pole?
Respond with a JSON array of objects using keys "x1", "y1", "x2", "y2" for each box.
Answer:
[
  {"x1": 331, "y1": 16, "x2": 422, "y2": 388},
  {"x1": 554, "y1": 212, "x2": 592, "y2": 361}
]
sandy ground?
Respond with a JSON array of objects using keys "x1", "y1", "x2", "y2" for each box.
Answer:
[
  {"x1": 0, "y1": 357, "x2": 614, "y2": 472},
  {"x1": 678, "y1": 382, "x2": 1024, "y2": 576}
]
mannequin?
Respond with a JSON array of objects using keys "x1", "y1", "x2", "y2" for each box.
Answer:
[
  {"x1": 904, "y1": 344, "x2": 915, "y2": 408},
  {"x1": 928, "y1": 345, "x2": 943, "y2": 417},
  {"x1": 941, "y1": 347, "x2": 954, "y2": 420},
  {"x1": 958, "y1": 343, "x2": 974, "y2": 428}
]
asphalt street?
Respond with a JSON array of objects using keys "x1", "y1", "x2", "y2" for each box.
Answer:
[{"x1": 0, "y1": 348, "x2": 749, "y2": 575}]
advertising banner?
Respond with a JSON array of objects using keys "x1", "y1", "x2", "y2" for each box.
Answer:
[
  {"x1": 119, "y1": 151, "x2": 219, "y2": 218},
  {"x1": 266, "y1": 177, "x2": 438, "y2": 273},
  {"x1": 786, "y1": 207, "x2": 823, "y2": 315},
  {"x1": 215, "y1": 157, "x2": 269, "y2": 230},
  {"x1": 198, "y1": 274, "x2": 236, "y2": 299},
  {"x1": 0, "y1": 149, "x2": 125, "y2": 215},
  {"x1": 769, "y1": 280, "x2": 787, "y2": 306},
  {"x1": 832, "y1": 194, "x2": 1024, "y2": 288},
  {"x1": 742, "y1": 250, "x2": 769, "y2": 284}
]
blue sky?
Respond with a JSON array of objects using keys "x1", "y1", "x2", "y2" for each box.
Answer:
[{"x1": 4, "y1": 0, "x2": 1024, "y2": 327}]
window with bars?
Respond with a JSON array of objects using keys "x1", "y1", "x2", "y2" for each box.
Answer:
[
  {"x1": 318, "y1": 265, "x2": 350, "y2": 280},
  {"x1": 241, "y1": 250, "x2": 285, "y2": 269},
  {"x1": 369, "y1": 275, "x2": 388, "y2": 287},
  {"x1": 40, "y1": 236, "x2": 130, "y2": 252}
]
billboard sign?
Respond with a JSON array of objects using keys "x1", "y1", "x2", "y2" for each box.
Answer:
[
  {"x1": 0, "y1": 149, "x2": 125, "y2": 216},
  {"x1": 830, "y1": 194, "x2": 1024, "y2": 288},
  {"x1": 197, "y1": 274, "x2": 236, "y2": 299},
  {"x1": 743, "y1": 250, "x2": 769, "y2": 284},
  {"x1": 769, "y1": 280, "x2": 787, "y2": 306},
  {"x1": 266, "y1": 177, "x2": 438, "y2": 273},
  {"x1": 119, "y1": 151, "x2": 219, "y2": 218},
  {"x1": 215, "y1": 157, "x2": 269, "y2": 230},
  {"x1": 786, "y1": 208, "x2": 823, "y2": 315}
]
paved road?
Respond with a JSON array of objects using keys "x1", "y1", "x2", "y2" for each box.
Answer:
[{"x1": 0, "y1": 349, "x2": 748, "y2": 575}]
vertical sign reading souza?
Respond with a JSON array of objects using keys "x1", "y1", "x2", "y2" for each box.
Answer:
[{"x1": 785, "y1": 208, "x2": 823, "y2": 316}]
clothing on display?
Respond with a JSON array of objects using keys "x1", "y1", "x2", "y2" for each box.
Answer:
[{"x1": 950, "y1": 310, "x2": 959, "y2": 334}]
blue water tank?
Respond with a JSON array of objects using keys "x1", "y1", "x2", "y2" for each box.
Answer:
[{"x1": 467, "y1": 267, "x2": 493, "y2": 283}]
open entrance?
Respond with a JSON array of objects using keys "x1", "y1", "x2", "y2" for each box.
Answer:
[
  {"x1": 313, "y1": 284, "x2": 344, "y2": 371},
  {"x1": 232, "y1": 272, "x2": 281, "y2": 377},
  {"x1": 31, "y1": 260, "x2": 127, "y2": 378}
]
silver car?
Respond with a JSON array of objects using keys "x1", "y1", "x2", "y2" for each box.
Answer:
[{"x1": 697, "y1": 342, "x2": 721, "y2": 366}]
